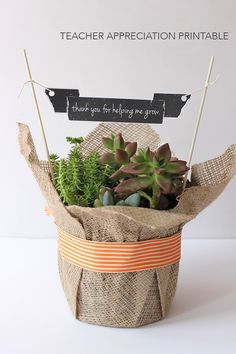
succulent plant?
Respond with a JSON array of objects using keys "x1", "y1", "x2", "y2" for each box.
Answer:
[
  {"x1": 99, "y1": 133, "x2": 137, "y2": 168},
  {"x1": 94, "y1": 187, "x2": 114, "y2": 207},
  {"x1": 111, "y1": 143, "x2": 189, "y2": 209},
  {"x1": 94, "y1": 187, "x2": 141, "y2": 207}
]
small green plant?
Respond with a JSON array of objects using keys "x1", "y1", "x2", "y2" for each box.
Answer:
[
  {"x1": 94, "y1": 187, "x2": 141, "y2": 207},
  {"x1": 50, "y1": 137, "x2": 115, "y2": 206}
]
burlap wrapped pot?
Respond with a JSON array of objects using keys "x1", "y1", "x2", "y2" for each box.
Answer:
[{"x1": 18, "y1": 122, "x2": 236, "y2": 328}]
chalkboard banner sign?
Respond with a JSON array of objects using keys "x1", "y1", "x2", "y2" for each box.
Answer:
[{"x1": 45, "y1": 88, "x2": 190, "y2": 124}]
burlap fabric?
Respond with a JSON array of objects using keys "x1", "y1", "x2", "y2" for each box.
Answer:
[{"x1": 18, "y1": 122, "x2": 236, "y2": 328}]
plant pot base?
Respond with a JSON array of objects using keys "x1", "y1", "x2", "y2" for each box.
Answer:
[{"x1": 58, "y1": 254, "x2": 179, "y2": 328}]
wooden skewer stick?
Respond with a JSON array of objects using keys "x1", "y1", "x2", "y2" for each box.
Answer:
[
  {"x1": 183, "y1": 56, "x2": 215, "y2": 190},
  {"x1": 23, "y1": 49, "x2": 55, "y2": 185}
]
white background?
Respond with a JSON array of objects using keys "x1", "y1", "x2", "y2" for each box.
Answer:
[{"x1": 0, "y1": 0, "x2": 235, "y2": 238}]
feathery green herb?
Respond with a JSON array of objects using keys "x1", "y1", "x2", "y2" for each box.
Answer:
[{"x1": 50, "y1": 137, "x2": 115, "y2": 206}]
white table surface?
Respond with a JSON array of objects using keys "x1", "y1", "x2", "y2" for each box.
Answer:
[{"x1": 0, "y1": 238, "x2": 235, "y2": 354}]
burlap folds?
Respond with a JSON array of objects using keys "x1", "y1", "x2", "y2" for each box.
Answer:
[{"x1": 18, "y1": 122, "x2": 236, "y2": 327}]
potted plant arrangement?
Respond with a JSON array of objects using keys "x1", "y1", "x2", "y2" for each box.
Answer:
[
  {"x1": 18, "y1": 121, "x2": 236, "y2": 328},
  {"x1": 51, "y1": 132, "x2": 189, "y2": 210}
]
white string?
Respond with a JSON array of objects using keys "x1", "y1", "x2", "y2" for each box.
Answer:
[
  {"x1": 18, "y1": 75, "x2": 220, "y2": 100},
  {"x1": 190, "y1": 73, "x2": 220, "y2": 94},
  {"x1": 181, "y1": 74, "x2": 220, "y2": 101},
  {"x1": 18, "y1": 80, "x2": 55, "y2": 98}
]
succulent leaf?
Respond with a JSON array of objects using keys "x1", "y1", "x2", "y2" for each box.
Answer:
[
  {"x1": 165, "y1": 160, "x2": 189, "y2": 174},
  {"x1": 124, "y1": 193, "x2": 141, "y2": 207},
  {"x1": 131, "y1": 155, "x2": 144, "y2": 163},
  {"x1": 102, "y1": 190, "x2": 114, "y2": 206},
  {"x1": 131, "y1": 148, "x2": 154, "y2": 163},
  {"x1": 102, "y1": 137, "x2": 114, "y2": 150},
  {"x1": 114, "y1": 133, "x2": 125, "y2": 150},
  {"x1": 155, "y1": 143, "x2": 171, "y2": 166},
  {"x1": 121, "y1": 162, "x2": 151, "y2": 175},
  {"x1": 125, "y1": 142, "x2": 137, "y2": 157},
  {"x1": 114, "y1": 176, "x2": 153, "y2": 194},
  {"x1": 98, "y1": 186, "x2": 112, "y2": 203},
  {"x1": 94, "y1": 199, "x2": 103, "y2": 207},
  {"x1": 145, "y1": 147, "x2": 154, "y2": 161},
  {"x1": 110, "y1": 168, "x2": 130, "y2": 180},
  {"x1": 115, "y1": 149, "x2": 129, "y2": 165},
  {"x1": 156, "y1": 174, "x2": 172, "y2": 194},
  {"x1": 131, "y1": 149, "x2": 146, "y2": 163},
  {"x1": 99, "y1": 152, "x2": 115, "y2": 165}
]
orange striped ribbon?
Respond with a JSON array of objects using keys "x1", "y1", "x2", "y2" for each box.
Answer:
[{"x1": 57, "y1": 228, "x2": 181, "y2": 273}]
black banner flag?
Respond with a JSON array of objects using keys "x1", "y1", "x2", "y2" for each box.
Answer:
[{"x1": 45, "y1": 88, "x2": 190, "y2": 124}]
